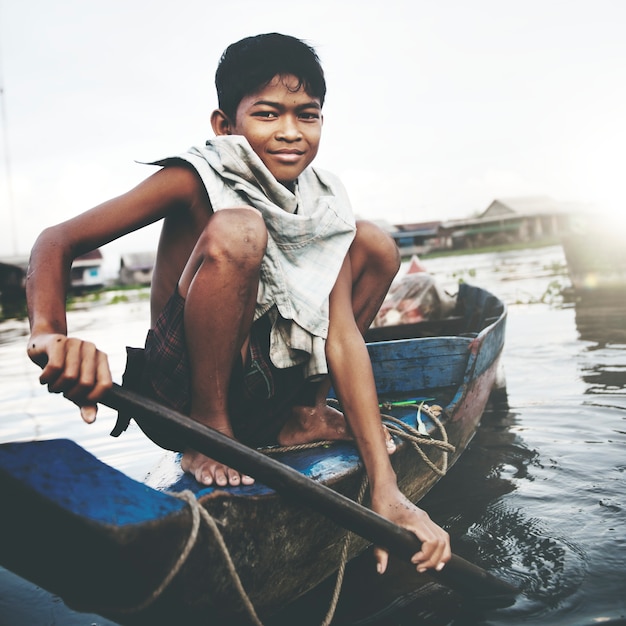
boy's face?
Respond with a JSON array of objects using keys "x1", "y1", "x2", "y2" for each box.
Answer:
[{"x1": 220, "y1": 74, "x2": 323, "y2": 187}]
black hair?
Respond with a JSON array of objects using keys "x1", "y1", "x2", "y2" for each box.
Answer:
[{"x1": 215, "y1": 33, "x2": 326, "y2": 120}]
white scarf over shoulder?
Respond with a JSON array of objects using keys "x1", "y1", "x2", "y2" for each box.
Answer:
[{"x1": 156, "y1": 135, "x2": 356, "y2": 379}]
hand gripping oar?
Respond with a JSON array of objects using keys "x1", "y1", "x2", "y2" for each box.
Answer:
[{"x1": 106, "y1": 383, "x2": 518, "y2": 604}]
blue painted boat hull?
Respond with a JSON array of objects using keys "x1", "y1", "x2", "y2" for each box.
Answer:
[{"x1": 0, "y1": 283, "x2": 506, "y2": 624}]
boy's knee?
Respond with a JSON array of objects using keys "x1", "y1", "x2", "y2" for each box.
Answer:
[
  {"x1": 201, "y1": 208, "x2": 267, "y2": 266},
  {"x1": 354, "y1": 220, "x2": 401, "y2": 274}
]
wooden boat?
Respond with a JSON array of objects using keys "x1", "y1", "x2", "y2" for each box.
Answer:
[{"x1": 0, "y1": 282, "x2": 506, "y2": 625}]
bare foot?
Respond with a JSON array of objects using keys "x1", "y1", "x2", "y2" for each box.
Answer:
[
  {"x1": 180, "y1": 449, "x2": 254, "y2": 487},
  {"x1": 278, "y1": 403, "x2": 396, "y2": 454}
]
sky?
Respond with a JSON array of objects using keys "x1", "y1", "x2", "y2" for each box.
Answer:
[{"x1": 1, "y1": 0, "x2": 625, "y2": 271}]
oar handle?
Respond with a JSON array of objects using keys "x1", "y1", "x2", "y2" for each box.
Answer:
[{"x1": 104, "y1": 384, "x2": 518, "y2": 601}]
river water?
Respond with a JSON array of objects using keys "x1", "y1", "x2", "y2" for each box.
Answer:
[{"x1": 0, "y1": 245, "x2": 624, "y2": 625}]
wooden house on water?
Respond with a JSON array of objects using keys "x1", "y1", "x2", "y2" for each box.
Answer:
[
  {"x1": 0, "y1": 249, "x2": 105, "y2": 317},
  {"x1": 68, "y1": 249, "x2": 105, "y2": 291},
  {"x1": 0, "y1": 256, "x2": 28, "y2": 317},
  {"x1": 118, "y1": 251, "x2": 156, "y2": 286},
  {"x1": 442, "y1": 196, "x2": 572, "y2": 250},
  {"x1": 388, "y1": 221, "x2": 444, "y2": 257}
]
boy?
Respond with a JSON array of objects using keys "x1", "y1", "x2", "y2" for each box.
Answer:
[{"x1": 26, "y1": 33, "x2": 450, "y2": 574}]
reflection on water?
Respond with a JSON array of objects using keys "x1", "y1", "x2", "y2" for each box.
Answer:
[
  {"x1": 573, "y1": 290, "x2": 626, "y2": 346},
  {"x1": 571, "y1": 291, "x2": 626, "y2": 401},
  {"x1": 1, "y1": 247, "x2": 625, "y2": 626}
]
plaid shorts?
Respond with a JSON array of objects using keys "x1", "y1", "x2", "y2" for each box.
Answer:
[{"x1": 119, "y1": 289, "x2": 308, "y2": 450}]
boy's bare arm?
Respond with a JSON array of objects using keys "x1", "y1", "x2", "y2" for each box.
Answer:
[
  {"x1": 27, "y1": 165, "x2": 207, "y2": 420},
  {"x1": 326, "y1": 256, "x2": 451, "y2": 574}
]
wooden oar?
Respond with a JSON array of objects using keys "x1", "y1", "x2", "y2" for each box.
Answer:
[{"x1": 106, "y1": 383, "x2": 518, "y2": 604}]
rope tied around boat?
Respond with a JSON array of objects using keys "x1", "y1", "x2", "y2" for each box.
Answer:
[
  {"x1": 262, "y1": 401, "x2": 455, "y2": 478},
  {"x1": 381, "y1": 402, "x2": 455, "y2": 477},
  {"x1": 174, "y1": 490, "x2": 267, "y2": 626},
  {"x1": 102, "y1": 489, "x2": 202, "y2": 616},
  {"x1": 111, "y1": 481, "x2": 364, "y2": 626},
  {"x1": 109, "y1": 487, "x2": 266, "y2": 625},
  {"x1": 113, "y1": 402, "x2": 453, "y2": 623}
]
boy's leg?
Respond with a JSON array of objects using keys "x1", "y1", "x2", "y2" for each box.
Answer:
[
  {"x1": 178, "y1": 207, "x2": 267, "y2": 486},
  {"x1": 278, "y1": 220, "x2": 400, "y2": 446},
  {"x1": 349, "y1": 220, "x2": 401, "y2": 333}
]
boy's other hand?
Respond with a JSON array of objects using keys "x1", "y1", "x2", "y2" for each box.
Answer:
[
  {"x1": 27, "y1": 333, "x2": 113, "y2": 423},
  {"x1": 371, "y1": 488, "x2": 451, "y2": 575}
]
